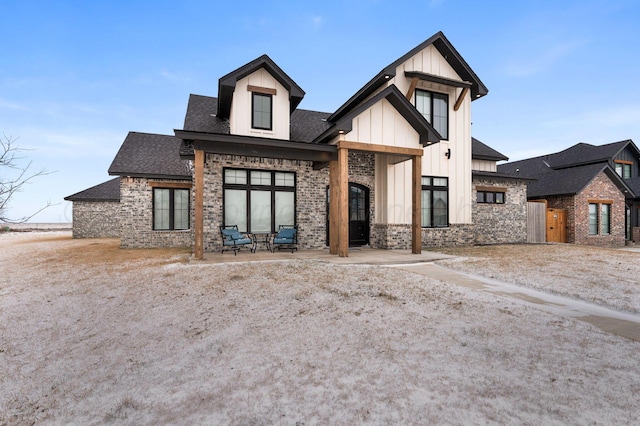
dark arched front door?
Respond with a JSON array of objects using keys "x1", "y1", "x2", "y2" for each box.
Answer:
[{"x1": 326, "y1": 183, "x2": 370, "y2": 247}]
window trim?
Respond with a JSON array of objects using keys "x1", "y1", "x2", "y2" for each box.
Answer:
[
  {"x1": 477, "y1": 190, "x2": 506, "y2": 204},
  {"x1": 251, "y1": 92, "x2": 273, "y2": 130},
  {"x1": 152, "y1": 187, "x2": 191, "y2": 231},
  {"x1": 223, "y1": 168, "x2": 296, "y2": 233},
  {"x1": 415, "y1": 89, "x2": 449, "y2": 140},
  {"x1": 588, "y1": 201, "x2": 612, "y2": 236},
  {"x1": 614, "y1": 161, "x2": 632, "y2": 179},
  {"x1": 421, "y1": 176, "x2": 449, "y2": 228}
]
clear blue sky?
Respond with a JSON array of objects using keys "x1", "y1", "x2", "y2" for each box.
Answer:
[{"x1": 2, "y1": 0, "x2": 639, "y2": 222}]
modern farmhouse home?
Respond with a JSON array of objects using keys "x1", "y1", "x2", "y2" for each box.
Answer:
[{"x1": 66, "y1": 31, "x2": 529, "y2": 258}]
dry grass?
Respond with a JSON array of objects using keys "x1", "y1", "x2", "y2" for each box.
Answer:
[
  {"x1": 1, "y1": 233, "x2": 640, "y2": 424},
  {"x1": 432, "y1": 243, "x2": 640, "y2": 313}
]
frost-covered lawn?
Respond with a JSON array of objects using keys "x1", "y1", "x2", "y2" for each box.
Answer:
[
  {"x1": 1, "y1": 234, "x2": 639, "y2": 424},
  {"x1": 433, "y1": 244, "x2": 640, "y2": 314}
]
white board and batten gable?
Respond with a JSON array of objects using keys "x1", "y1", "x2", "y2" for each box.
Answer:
[
  {"x1": 229, "y1": 68, "x2": 291, "y2": 140},
  {"x1": 338, "y1": 34, "x2": 483, "y2": 225},
  {"x1": 216, "y1": 54, "x2": 305, "y2": 142}
]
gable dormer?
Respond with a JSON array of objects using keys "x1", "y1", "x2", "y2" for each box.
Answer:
[{"x1": 216, "y1": 55, "x2": 305, "y2": 140}]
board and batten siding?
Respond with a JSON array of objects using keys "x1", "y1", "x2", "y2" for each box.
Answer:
[
  {"x1": 372, "y1": 43, "x2": 473, "y2": 225},
  {"x1": 472, "y1": 159, "x2": 498, "y2": 172},
  {"x1": 229, "y1": 68, "x2": 290, "y2": 140},
  {"x1": 349, "y1": 99, "x2": 421, "y2": 148}
]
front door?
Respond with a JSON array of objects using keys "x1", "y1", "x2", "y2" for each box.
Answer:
[{"x1": 326, "y1": 183, "x2": 370, "y2": 247}]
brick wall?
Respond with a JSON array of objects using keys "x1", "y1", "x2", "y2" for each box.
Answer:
[
  {"x1": 472, "y1": 177, "x2": 528, "y2": 245},
  {"x1": 371, "y1": 223, "x2": 475, "y2": 249},
  {"x1": 573, "y1": 171, "x2": 625, "y2": 247},
  {"x1": 546, "y1": 195, "x2": 575, "y2": 243},
  {"x1": 71, "y1": 201, "x2": 120, "y2": 238},
  {"x1": 204, "y1": 154, "x2": 330, "y2": 252},
  {"x1": 120, "y1": 177, "x2": 193, "y2": 249}
]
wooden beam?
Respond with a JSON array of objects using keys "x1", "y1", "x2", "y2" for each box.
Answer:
[
  {"x1": 338, "y1": 147, "x2": 349, "y2": 257},
  {"x1": 329, "y1": 160, "x2": 339, "y2": 255},
  {"x1": 453, "y1": 87, "x2": 469, "y2": 112},
  {"x1": 247, "y1": 85, "x2": 277, "y2": 95},
  {"x1": 148, "y1": 181, "x2": 192, "y2": 189},
  {"x1": 338, "y1": 140, "x2": 423, "y2": 157},
  {"x1": 405, "y1": 77, "x2": 419, "y2": 100},
  {"x1": 194, "y1": 150, "x2": 205, "y2": 260},
  {"x1": 412, "y1": 155, "x2": 422, "y2": 254}
]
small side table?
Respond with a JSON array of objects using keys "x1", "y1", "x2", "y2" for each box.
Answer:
[{"x1": 252, "y1": 232, "x2": 272, "y2": 252}]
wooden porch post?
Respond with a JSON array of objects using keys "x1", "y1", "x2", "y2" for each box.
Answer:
[
  {"x1": 329, "y1": 160, "x2": 339, "y2": 255},
  {"x1": 412, "y1": 154, "x2": 422, "y2": 254},
  {"x1": 338, "y1": 146, "x2": 349, "y2": 257},
  {"x1": 194, "y1": 149, "x2": 205, "y2": 260}
]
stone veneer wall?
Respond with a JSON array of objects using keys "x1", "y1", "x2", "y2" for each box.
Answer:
[
  {"x1": 120, "y1": 177, "x2": 193, "y2": 249},
  {"x1": 371, "y1": 223, "x2": 475, "y2": 249},
  {"x1": 205, "y1": 152, "x2": 376, "y2": 252},
  {"x1": 204, "y1": 154, "x2": 329, "y2": 252},
  {"x1": 71, "y1": 201, "x2": 121, "y2": 238},
  {"x1": 574, "y1": 171, "x2": 625, "y2": 247},
  {"x1": 472, "y1": 177, "x2": 528, "y2": 245}
]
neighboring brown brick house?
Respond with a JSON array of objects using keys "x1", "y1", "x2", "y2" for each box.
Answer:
[
  {"x1": 499, "y1": 140, "x2": 640, "y2": 247},
  {"x1": 66, "y1": 32, "x2": 530, "y2": 255}
]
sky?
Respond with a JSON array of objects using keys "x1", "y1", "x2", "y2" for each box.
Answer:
[{"x1": 1, "y1": 0, "x2": 639, "y2": 223}]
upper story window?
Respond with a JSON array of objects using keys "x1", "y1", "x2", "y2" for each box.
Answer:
[
  {"x1": 415, "y1": 89, "x2": 448, "y2": 140},
  {"x1": 614, "y1": 161, "x2": 632, "y2": 179},
  {"x1": 252, "y1": 92, "x2": 272, "y2": 130}
]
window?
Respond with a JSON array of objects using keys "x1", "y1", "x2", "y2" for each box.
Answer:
[
  {"x1": 153, "y1": 188, "x2": 190, "y2": 230},
  {"x1": 223, "y1": 169, "x2": 295, "y2": 233},
  {"x1": 589, "y1": 202, "x2": 611, "y2": 236},
  {"x1": 415, "y1": 89, "x2": 448, "y2": 139},
  {"x1": 601, "y1": 203, "x2": 611, "y2": 235},
  {"x1": 252, "y1": 93, "x2": 272, "y2": 130},
  {"x1": 421, "y1": 176, "x2": 448, "y2": 227},
  {"x1": 588, "y1": 203, "x2": 598, "y2": 235},
  {"x1": 477, "y1": 191, "x2": 505, "y2": 204},
  {"x1": 614, "y1": 162, "x2": 632, "y2": 179}
]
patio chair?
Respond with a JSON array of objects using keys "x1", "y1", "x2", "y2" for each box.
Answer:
[
  {"x1": 271, "y1": 225, "x2": 297, "y2": 253},
  {"x1": 220, "y1": 225, "x2": 254, "y2": 255}
]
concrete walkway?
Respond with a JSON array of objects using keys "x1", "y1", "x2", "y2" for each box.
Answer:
[
  {"x1": 392, "y1": 262, "x2": 640, "y2": 343},
  {"x1": 202, "y1": 247, "x2": 640, "y2": 342}
]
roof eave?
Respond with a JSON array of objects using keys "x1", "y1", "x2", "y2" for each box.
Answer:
[{"x1": 314, "y1": 85, "x2": 441, "y2": 146}]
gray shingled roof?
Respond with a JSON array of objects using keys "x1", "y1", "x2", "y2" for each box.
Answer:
[
  {"x1": 472, "y1": 137, "x2": 508, "y2": 161},
  {"x1": 546, "y1": 140, "x2": 632, "y2": 169},
  {"x1": 108, "y1": 132, "x2": 191, "y2": 179},
  {"x1": 181, "y1": 93, "x2": 332, "y2": 143},
  {"x1": 498, "y1": 142, "x2": 636, "y2": 198},
  {"x1": 64, "y1": 177, "x2": 120, "y2": 202}
]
